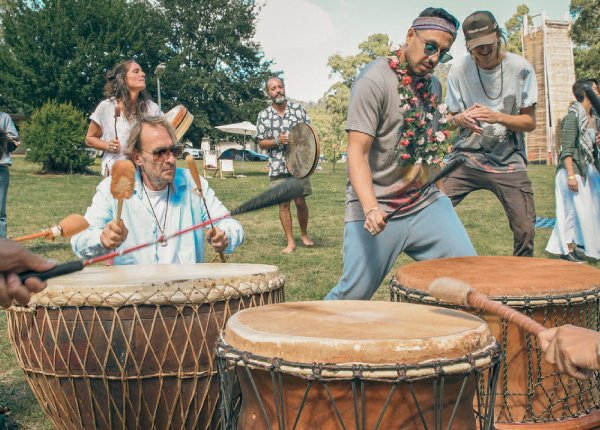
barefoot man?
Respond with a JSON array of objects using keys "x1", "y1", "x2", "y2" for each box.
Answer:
[{"x1": 256, "y1": 77, "x2": 314, "y2": 254}]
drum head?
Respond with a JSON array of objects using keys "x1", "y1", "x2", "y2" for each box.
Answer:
[
  {"x1": 287, "y1": 122, "x2": 320, "y2": 178},
  {"x1": 28, "y1": 263, "x2": 284, "y2": 307},
  {"x1": 224, "y1": 301, "x2": 495, "y2": 365},
  {"x1": 395, "y1": 256, "x2": 600, "y2": 298},
  {"x1": 165, "y1": 105, "x2": 194, "y2": 141}
]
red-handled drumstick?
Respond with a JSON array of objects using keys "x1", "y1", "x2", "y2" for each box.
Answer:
[
  {"x1": 18, "y1": 178, "x2": 305, "y2": 282},
  {"x1": 13, "y1": 214, "x2": 90, "y2": 243},
  {"x1": 185, "y1": 154, "x2": 226, "y2": 262},
  {"x1": 110, "y1": 160, "x2": 135, "y2": 223},
  {"x1": 428, "y1": 277, "x2": 546, "y2": 336}
]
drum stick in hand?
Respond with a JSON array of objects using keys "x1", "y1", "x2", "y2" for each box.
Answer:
[
  {"x1": 384, "y1": 156, "x2": 466, "y2": 222},
  {"x1": 186, "y1": 154, "x2": 226, "y2": 262},
  {"x1": 13, "y1": 214, "x2": 89, "y2": 243},
  {"x1": 19, "y1": 177, "x2": 305, "y2": 282},
  {"x1": 428, "y1": 277, "x2": 546, "y2": 336},
  {"x1": 110, "y1": 160, "x2": 135, "y2": 223}
]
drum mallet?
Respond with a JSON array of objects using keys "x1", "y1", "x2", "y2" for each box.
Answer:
[
  {"x1": 186, "y1": 154, "x2": 226, "y2": 263},
  {"x1": 13, "y1": 214, "x2": 89, "y2": 243},
  {"x1": 383, "y1": 156, "x2": 466, "y2": 222},
  {"x1": 110, "y1": 159, "x2": 135, "y2": 223},
  {"x1": 427, "y1": 277, "x2": 546, "y2": 336},
  {"x1": 18, "y1": 178, "x2": 305, "y2": 282}
]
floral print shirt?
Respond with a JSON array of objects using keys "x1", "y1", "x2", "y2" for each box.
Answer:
[{"x1": 256, "y1": 102, "x2": 310, "y2": 177}]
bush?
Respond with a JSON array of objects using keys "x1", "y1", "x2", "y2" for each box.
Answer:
[{"x1": 21, "y1": 101, "x2": 92, "y2": 173}]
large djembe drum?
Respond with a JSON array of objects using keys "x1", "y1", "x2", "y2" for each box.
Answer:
[
  {"x1": 390, "y1": 256, "x2": 600, "y2": 429},
  {"x1": 217, "y1": 301, "x2": 501, "y2": 429},
  {"x1": 6, "y1": 264, "x2": 285, "y2": 430}
]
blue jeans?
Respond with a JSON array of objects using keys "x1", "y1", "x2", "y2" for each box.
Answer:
[
  {"x1": 0, "y1": 165, "x2": 8, "y2": 238},
  {"x1": 325, "y1": 196, "x2": 476, "y2": 300}
]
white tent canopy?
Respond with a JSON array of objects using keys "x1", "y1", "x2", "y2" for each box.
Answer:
[{"x1": 215, "y1": 121, "x2": 256, "y2": 137}]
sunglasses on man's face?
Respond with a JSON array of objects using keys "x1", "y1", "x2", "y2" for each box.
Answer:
[
  {"x1": 415, "y1": 32, "x2": 453, "y2": 64},
  {"x1": 142, "y1": 145, "x2": 183, "y2": 162}
]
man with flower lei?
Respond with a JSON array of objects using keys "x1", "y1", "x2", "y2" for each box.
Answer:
[{"x1": 325, "y1": 8, "x2": 475, "y2": 301}]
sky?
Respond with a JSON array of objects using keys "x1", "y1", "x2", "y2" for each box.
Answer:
[{"x1": 254, "y1": 0, "x2": 572, "y2": 102}]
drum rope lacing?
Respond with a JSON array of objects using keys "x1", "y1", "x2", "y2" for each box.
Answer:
[
  {"x1": 390, "y1": 280, "x2": 600, "y2": 424},
  {"x1": 217, "y1": 340, "x2": 502, "y2": 430}
]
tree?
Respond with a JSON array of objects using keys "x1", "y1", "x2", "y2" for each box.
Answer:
[
  {"x1": 504, "y1": 5, "x2": 531, "y2": 54},
  {"x1": 570, "y1": 0, "x2": 600, "y2": 80},
  {"x1": 22, "y1": 101, "x2": 91, "y2": 173},
  {"x1": 156, "y1": 0, "x2": 275, "y2": 144},
  {"x1": 0, "y1": 0, "x2": 167, "y2": 114}
]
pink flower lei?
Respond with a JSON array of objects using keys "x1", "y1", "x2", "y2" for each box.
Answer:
[{"x1": 388, "y1": 52, "x2": 450, "y2": 168}]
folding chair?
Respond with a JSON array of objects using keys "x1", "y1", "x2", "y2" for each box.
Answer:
[
  {"x1": 219, "y1": 159, "x2": 235, "y2": 178},
  {"x1": 202, "y1": 151, "x2": 219, "y2": 178}
]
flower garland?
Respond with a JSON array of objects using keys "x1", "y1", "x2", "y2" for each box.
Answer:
[{"x1": 388, "y1": 52, "x2": 450, "y2": 169}]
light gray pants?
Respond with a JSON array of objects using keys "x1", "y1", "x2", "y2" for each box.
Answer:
[{"x1": 325, "y1": 196, "x2": 476, "y2": 300}]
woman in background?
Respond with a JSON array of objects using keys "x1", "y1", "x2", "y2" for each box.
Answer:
[
  {"x1": 546, "y1": 79, "x2": 600, "y2": 262},
  {"x1": 85, "y1": 60, "x2": 161, "y2": 176}
]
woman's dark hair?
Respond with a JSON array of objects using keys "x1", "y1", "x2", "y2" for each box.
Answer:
[
  {"x1": 418, "y1": 7, "x2": 460, "y2": 32},
  {"x1": 103, "y1": 60, "x2": 152, "y2": 120},
  {"x1": 572, "y1": 79, "x2": 597, "y2": 103}
]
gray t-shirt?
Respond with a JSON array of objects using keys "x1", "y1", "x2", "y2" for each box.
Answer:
[
  {"x1": 344, "y1": 57, "x2": 442, "y2": 222},
  {"x1": 446, "y1": 53, "x2": 537, "y2": 173}
]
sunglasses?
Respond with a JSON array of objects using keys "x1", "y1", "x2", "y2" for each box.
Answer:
[
  {"x1": 142, "y1": 145, "x2": 183, "y2": 162},
  {"x1": 415, "y1": 32, "x2": 453, "y2": 64}
]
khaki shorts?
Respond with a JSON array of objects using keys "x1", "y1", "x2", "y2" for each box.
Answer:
[{"x1": 269, "y1": 174, "x2": 312, "y2": 197}]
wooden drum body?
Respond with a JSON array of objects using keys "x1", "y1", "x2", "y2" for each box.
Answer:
[
  {"x1": 217, "y1": 301, "x2": 501, "y2": 430},
  {"x1": 390, "y1": 256, "x2": 600, "y2": 429},
  {"x1": 6, "y1": 263, "x2": 285, "y2": 430}
]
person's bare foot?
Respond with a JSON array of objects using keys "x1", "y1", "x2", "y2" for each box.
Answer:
[
  {"x1": 301, "y1": 236, "x2": 314, "y2": 247},
  {"x1": 282, "y1": 244, "x2": 296, "y2": 254}
]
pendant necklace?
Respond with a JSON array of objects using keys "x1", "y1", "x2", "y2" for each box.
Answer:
[{"x1": 143, "y1": 184, "x2": 170, "y2": 247}]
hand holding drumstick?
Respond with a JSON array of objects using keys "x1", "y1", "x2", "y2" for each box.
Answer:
[{"x1": 428, "y1": 277, "x2": 600, "y2": 380}]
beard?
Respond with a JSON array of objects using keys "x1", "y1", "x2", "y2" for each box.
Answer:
[{"x1": 273, "y1": 95, "x2": 286, "y2": 105}]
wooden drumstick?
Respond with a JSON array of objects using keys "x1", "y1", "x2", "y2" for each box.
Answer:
[
  {"x1": 428, "y1": 277, "x2": 546, "y2": 336},
  {"x1": 110, "y1": 160, "x2": 135, "y2": 223},
  {"x1": 14, "y1": 214, "x2": 89, "y2": 242},
  {"x1": 114, "y1": 104, "x2": 121, "y2": 141},
  {"x1": 186, "y1": 154, "x2": 226, "y2": 262}
]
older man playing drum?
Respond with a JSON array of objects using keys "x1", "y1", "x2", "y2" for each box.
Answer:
[{"x1": 72, "y1": 116, "x2": 244, "y2": 264}]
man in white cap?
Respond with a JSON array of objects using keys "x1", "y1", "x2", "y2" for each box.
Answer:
[{"x1": 443, "y1": 10, "x2": 538, "y2": 257}]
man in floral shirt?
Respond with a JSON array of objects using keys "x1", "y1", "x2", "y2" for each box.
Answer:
[
  {"x1": 325, "y1": 8, "x2": 475, "y2": 301},
  {"x1": 256, "y1": 77, "x2": 314, "y2": 254}
]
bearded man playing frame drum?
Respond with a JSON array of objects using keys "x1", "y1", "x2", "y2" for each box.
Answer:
[
  {"x1": 72, "y1": 116, "x2": 244, "y2": 264},
  {"x1": 256, "y1": 77, "x2": 314, "y2": 254},
  {"x1": 325, "y1": 8, "x2": 475, "y2": 301}
]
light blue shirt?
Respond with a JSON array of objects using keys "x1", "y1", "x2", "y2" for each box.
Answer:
[
  {"x1": 71, "y1": 168, "x2": 244, "y2": 264},
  {"x1": 0, "y1": 112, "x2": 19, "y2": 166}
]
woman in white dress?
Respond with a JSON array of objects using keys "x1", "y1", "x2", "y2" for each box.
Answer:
[
  {"x1": 85, "y1": 60, "x2": 161, "y2": 176},
  {"x1": 546, "y1": 80, "x2": 600, "y2": 262}
]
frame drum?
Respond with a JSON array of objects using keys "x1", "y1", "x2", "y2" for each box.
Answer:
[
  {"x1": 7, "y1": 263, "x2": 285, "y2": 430},
  {"x1": 287, "y1": 122, "x2": 320, "y2": 178},
  {"x1": 218, "y1": 301, "x2": 501, "y2": 429},
  {"x1": 390, "y1": 256, "x2": 600, "y2": 429},
  {"x1": 165, "y1": 104, "x2": 194, "y2": 141}
]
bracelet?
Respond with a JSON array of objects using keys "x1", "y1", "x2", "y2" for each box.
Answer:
[
  {"x1": 449, "y1": 115, "x2": 457, "y2": 127},
  {"x1": 568, "y1": 175, "x2": 576, "y2": 180},
  {"x1": 365, "y1": 206, "x2": 380, "y2": 216}
]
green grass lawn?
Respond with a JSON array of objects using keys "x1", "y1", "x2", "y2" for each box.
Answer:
[{"x1": 0, "y1": 155, "x2": 591, "y2": 428}]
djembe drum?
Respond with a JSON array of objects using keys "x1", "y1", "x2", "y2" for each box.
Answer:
[
  {"x1": 217, "y1": 301, "x2": 501, "y2": 429},
  {"x1": 390, "y1": 256, "x2": 600, "y2": 429},
  {"x1": 6, "y1": 263, "x2": 285, "y2": 430}
]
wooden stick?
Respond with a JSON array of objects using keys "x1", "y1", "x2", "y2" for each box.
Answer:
[
  {"x1": 428, "y1": 277, "x2": 546, "y2": 336},
  {"x1": 186, "y1": 154, "x2": 226, "y2": 262}
]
